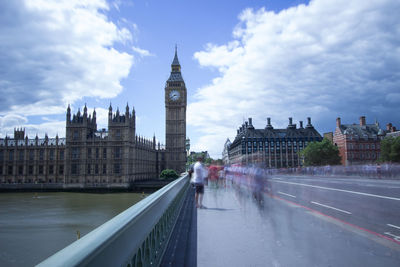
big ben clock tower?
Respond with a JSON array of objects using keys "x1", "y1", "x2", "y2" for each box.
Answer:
[{"x1": 165, "y1": 47, "x2": 187, "y2": 173}]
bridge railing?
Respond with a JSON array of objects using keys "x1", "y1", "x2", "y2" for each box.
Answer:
[{"x1": 37, "y1": 174, "x2": 190, "y2": 267}]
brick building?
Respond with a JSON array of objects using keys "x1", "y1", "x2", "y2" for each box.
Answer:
[{"x1": 333, "y1": 116, "x2": 387, "y2": 166}]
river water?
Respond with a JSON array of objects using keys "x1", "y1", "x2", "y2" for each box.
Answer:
[{"x1": 0, "y1": 192, "x2": 145, "y2": 266}]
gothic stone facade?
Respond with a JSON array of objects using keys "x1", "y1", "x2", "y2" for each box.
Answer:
[
  {"x1": 228, "y1": 117, "x2": 322, "y2": 168},
  {"x1": 0, "y1": 50, "x2": 187, "y2": 185},
  {"x1": 164, "y1": 48, "x2": 187, "y2": 173}
]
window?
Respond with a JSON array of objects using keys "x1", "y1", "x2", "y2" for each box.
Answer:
[
  {"x1": 0, "y1": 151, "x2": 3, "y2": 161},
  {"x1": 114, "y1": 163, "x2": 121, "y2": 174},
  {"x1": 116, "y1": 130, "x2": 121, "y2": 139},
  {"x1": 103, "y1": 164, "x2": 107, "y2": 174},
  {"x1": 19, "y1": 151, "x2": 24, "y2": 161},
  {"x1": 39, "y1": 149, "x2": 44, "y2": 160},
  {"x1": 248, "y1": 141, "x2": 251, "y2": 147},
  {"x1": 115, "y1": 147, "x2": 121, "y2": 159},
  {"x1": 28, "y1": 150, "x2": 34, "y2": 161},
  {"x1": 49, "y1": 165, "x2": 54, "y2": 174},
  {"x1": 371, "y1": 144, "x2": 375, "y2": 149},
  {"x1": 18, "y1": 165, "x2": 23, "y2": 175},
  {"x1": 366, "y1": 144, "x2": 370, "y2": 149},
  {"x1": 271, "y1": 141, "x2": 274, "y2": 147},
  {"x1": 29, "y1": 165, "x2": 33, "y2": 175},
  {"x1": 88, "y1": 148, "x2": 92, "y2": 159},
  {"x1": 0, "y1": 166, "x2": 2, "y2": 175},
  {"x1": 72, "y1": 148, "x2": 80, "y2": 159},
  {"x1": 59, "y1": 165, "x2": 64, "y2": 175},
  {"x1": 103, "y1": 148, "x2": 107, "y2": 159},
  {"x1": 96, "y1": 148, "x2": 99, "y2": 159},
  {"x1": 9, "y1": 150, "x2": 14, "y2": 161},
  {"x1": 49, "y1": 150, "x2": 54, "y2": 160},
  {"x1": 95, "y1": 164, "x2": 99, "y2": 174},
  {"x1": 60, "y1": 150, "x2": 64, "y2": 160},
  {"x1": 8, "y1": 165, "x2": 13, "y2": 175},
  {"x1": 71, "y1": 164, "x2": 78, "y2": 175},
  {"x1": 87, "y1": 164, "x2": 91, "y2": 175},
  {"x1": 38, "y1": 165, "x2": 43, "y2": 175},
  {"x1": 73, "y1": 130, "x2": 79, "y2": 140}
]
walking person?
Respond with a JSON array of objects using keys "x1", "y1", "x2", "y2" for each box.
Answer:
[{"x1": 192, "y1": 155, "x2": 208, "y2": 209}]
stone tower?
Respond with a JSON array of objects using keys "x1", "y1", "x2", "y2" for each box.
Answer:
[{"x1": 165, "y1": 47, "x2": 187, "y2": 173}]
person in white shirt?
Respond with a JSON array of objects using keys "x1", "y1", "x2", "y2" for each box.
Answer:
[{"x1": 192, "y1": 156, "x2": 208, "y2": 208}]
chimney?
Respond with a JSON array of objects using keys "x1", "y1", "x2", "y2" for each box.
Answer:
[
  {"x1": 266, "y1": 117, "x2": 273, "y2": 129},
  {"x1": 306, "y1": 117, "x2": 313, "y2": 128},
  {"x1": 336, "y1": 117, "x2": 341, "y2": 128},
  {"x1": 386, "y1": 123, "x2": 393, "y2": 131},
  {"x1": 289, "y1": 117, "x2": 293, "y2": 125},
  {"x1": 245, "y1": 121, "x2": 248, "y2": 128},
  {"x1": 359, "y1": 116, "x2": 366, "y2": 126},
  {"x1": 249, "y1": 118, "x2": 252, "y2": 126},
  {"x1": 299, "y1": 121, "x2": 303, "y2": 128},
  {"x1": 392, "y1": 126, "x2": 397, "y2": 132}
]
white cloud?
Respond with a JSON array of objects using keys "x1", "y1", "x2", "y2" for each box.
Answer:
[
  {"x1": 132, "y1": 46, "x2": 154, "y2": 57},
  {"x1": 0, "y1": 115, "x2": 64, "y2": 139},
  {"x1": 0, "y1": 0, "x2": 134, "y2": 117},
  {"x1": 189, "y1": 0, "x2": 400, "y2": 158}
]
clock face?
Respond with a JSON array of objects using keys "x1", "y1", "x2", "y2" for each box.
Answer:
[{"x1": 169, "y1": 90, "x2": 180, "y2": 101}]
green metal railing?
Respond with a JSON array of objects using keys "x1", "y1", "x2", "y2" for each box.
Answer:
[{"x1": 37, "y1": 175, "x2": 190, "y2": 267}]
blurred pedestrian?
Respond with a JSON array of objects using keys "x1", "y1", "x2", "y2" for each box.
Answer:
[{"x1": 192, "y1": 155, "x2": 208, "y2": 208}]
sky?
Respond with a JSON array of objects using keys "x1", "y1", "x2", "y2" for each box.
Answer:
[{"x1": 0, "y1": 0, "x2": 399, "y2": 159}]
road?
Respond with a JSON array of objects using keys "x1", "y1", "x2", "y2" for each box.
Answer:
[
  {"x1": 197, "y1": 176, "x2": 400, "y2": 267},
  {"x1": 267, "y1": 175, "x2": 400, "y2": 245}
]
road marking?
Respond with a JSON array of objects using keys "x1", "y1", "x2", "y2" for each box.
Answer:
[
  {"x1": 278, "y1": 191, "x2": 296, "y2": 198},
  {"x1": 387, "y1": 224, "x2": 400, "y2": 230},
  {"x1": 271, "y1": 180, "x2": 400, "y2": 201},
  {"x1": 311, "y1": 201, "x2": 352, "y2": 214},
  {"x1": 384, "y1": 232, "x2": 400, "y2": 242}
]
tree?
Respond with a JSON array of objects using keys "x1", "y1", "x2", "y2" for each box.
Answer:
[
  {"x1": 380, "y1": 136, "x2": 400, "y2": 163},
  {"x1": 159, "y1": 169, "x2": 179, "y2": 179},
  {"x1": 299, "y1": 139, "x2": 341, "y2": 166}
]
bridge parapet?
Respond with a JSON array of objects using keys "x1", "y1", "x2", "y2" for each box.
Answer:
[{"x1": 37, "y1": 174, "x2": 189, "y2": 267}]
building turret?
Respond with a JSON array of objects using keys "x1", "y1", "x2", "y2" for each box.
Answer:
[
  {"x1": 67, "y1": 104, "x2": 71, "y2": 123},
  {"x1": 125, "y1": 103, "x2": 129, "y2": 118},
  {"x1": 93, "y1": 109, "x2": 96, "y2": 124}
]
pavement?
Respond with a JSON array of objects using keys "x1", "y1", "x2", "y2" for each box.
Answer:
[{"x1": 196, "y1": 177, "x2": 400, "y2": 267}]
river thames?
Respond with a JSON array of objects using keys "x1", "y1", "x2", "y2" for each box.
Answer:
[{"x1": 0, "y1": 192, "x2": 145, "y2": 266}]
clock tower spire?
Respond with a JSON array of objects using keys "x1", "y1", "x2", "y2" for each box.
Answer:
[{"x1": 165, "y1": 47, "x2": 187, "y2": 173}]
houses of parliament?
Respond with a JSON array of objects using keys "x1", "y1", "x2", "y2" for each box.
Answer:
[{"x1": 0, "y1": 49, "x2": 187, "y2": 186}]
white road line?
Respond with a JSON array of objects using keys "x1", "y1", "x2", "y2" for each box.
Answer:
[
  {"x1": 271, "y1": 180, "x2": 400, "y2": 201},
  {"x1": 278, "y1": 191, "x2": 296, "y2": 198},
  {"x1": 311, "y1": 201, "x2": 352, "y2": 215},
  {"x1": 387, "y1": 224, "x2": 400, "y2": 230},
  {"x1": 384, "y1": 232, "x2": 400, "y2": 242}
]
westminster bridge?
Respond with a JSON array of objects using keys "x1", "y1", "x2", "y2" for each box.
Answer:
[{"x1": 37, "y1": 170, "x2": 400, "y2": 267}]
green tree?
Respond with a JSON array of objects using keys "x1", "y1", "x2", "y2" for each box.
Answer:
[
  {"x1": 159, "y1": 169, "x2": 179, "y2": 179},
  {"x1": 300, "y1": 139, "x2": 341, "y2": 166},
  {"x1": 380, "y1": 136, "x2": 400, "y2": 163}
]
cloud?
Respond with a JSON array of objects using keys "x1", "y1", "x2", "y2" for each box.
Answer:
[
  {"x1": 189, "y1": 0, "x2": 400, "y2": 158},
  {"x1": 0, "y1": 115, "x2": 64, "y2": 139},
  {"x1": 0, "y1": 0, "x2": 134, "y2": 117},
  {"x1": 132, "y1": 46, "x2": 154, "y2": 57}
]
